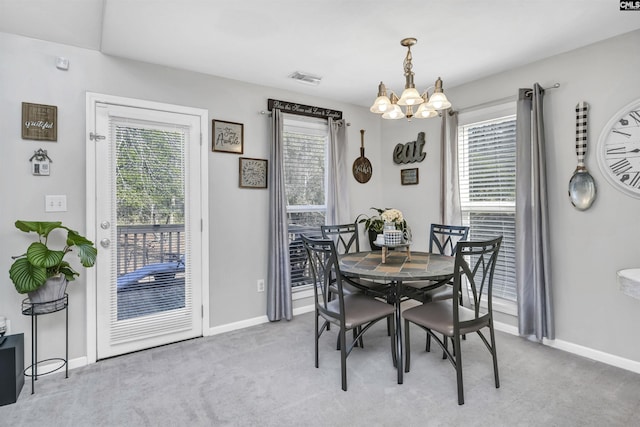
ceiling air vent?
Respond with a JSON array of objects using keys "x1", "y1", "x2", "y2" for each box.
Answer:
[{"x1": 288, "y1": 71, "x2": 322, "y2": 86}]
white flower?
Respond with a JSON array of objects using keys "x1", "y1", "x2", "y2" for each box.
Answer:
[{"x1": 381, "y1": 208, "x2": 403, "y2": 224}]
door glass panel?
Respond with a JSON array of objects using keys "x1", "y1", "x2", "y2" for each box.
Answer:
[{"x1": 114, "y1": 125, "x2": 186, "y2": 320}]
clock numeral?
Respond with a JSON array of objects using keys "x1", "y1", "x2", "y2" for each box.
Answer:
[
  {"x1": 630, "y1": 111, "x2": 640, "y2": 125},
  {"x1": 607, "y1": 146, "x2": 626, "y2": 154},
  {"x1": 621, "y1": 172, "x2": 640, "y2": 189},
  {"x1": 612, "y1": 130, "x2": 631, "y2": 138},
  {"x1": 610, "y1": 158, "x2": 632, "y2": 175}
]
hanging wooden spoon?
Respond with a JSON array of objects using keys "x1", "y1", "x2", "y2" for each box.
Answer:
[
  {"x1": 568, "y1": 101, "x2": 596, "y2": 210},
  {"x1": 353, "y1": 129, "x2": 372, "y2": 183}
]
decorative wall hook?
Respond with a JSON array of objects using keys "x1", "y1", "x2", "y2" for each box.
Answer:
[
  {"x1": 29, "y1": 148, "x2": 52, "y2": 163},
  {"x1": 29, "y1": 148, "x2": 52, "y2": 176}
]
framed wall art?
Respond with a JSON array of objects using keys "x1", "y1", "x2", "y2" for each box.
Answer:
[
  {"x1": 401, "y1": 168, "x2": 419, "y2": 185},
  {"x1": 212, "y1": 119, "x2": 243, "y2": 154},
  {"x1": 239, "y1": 157, "x2": 268, "y2": 189},
  {"x1": 22, "y1": 102, "x2": 57, "y2": 141}
]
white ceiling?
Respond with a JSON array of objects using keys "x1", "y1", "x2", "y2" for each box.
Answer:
[{"x1": 1, "y1": 0, "x2": 639, "y2": 107}]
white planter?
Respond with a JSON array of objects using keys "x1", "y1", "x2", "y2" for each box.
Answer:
[{"x1": 28, "y1": 274, "x2": 68, "y2": 314}]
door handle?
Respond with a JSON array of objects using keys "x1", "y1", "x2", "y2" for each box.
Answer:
[
  {"x1": 100, "y1": 238, "x2": 111, "y2": 248},
  {"x1": 100, "y1": 221, "x2": 111, "y2": 230}
]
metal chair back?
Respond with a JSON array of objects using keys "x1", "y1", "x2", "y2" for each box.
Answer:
[
  {"x1": 321, "y1": 223, "x2": 359, "y2": 255},
  {"x1": 429, "y1": 224, "x2": 469, "y2": 256}
]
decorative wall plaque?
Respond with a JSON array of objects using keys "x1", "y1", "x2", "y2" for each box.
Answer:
[
  {"x1": 239, "y1": 157, "x2": 268, "y2": 188},
  {"x1": 22, "y1": 102, "x2": 57, "y2": 141},
  {"x1": 213, "y1": 120, "x2": 244, "y2": 154},
  {"x1": 267, "y1": 99, "x2": 342, "y2": 120},
  {"x1": 401, "y1": 168, "x2": 419, "y2": 185},
  {"x1": 393, "y1": 132, "x2": 426, "y2": 164}
]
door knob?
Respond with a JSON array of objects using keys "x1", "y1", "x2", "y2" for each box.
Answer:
[
  {"x1": 100, "y1": 238, "x2": 111, "y2": 248},
  {"x1": 100, "y1": 221, "x2": 111, "y2": 230}
]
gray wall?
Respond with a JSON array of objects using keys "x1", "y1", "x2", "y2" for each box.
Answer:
[
  {"x1": 394, "y1": 30, "x2": 640, "y2": 362},
  {"x1": 2, "y1": 29, "x2": 640, "y2": 367},
  {"x1": 0, "y1": 32, "x2": 384, "y2": 362}
]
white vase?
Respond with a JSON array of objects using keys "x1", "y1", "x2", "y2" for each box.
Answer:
[{"x1": 28, "y1": 274, "x2": 68, "y2": 314}]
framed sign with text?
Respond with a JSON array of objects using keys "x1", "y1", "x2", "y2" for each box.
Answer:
[
  {"x1": 401, "y1": 168, "x2": 419, "y2": 185},
  {"x1": 22, "y1": 102, "x2": 57, "y2": 141},
  {"x1": 212, "y1": 119, "x2": 244, "y2": 154}
]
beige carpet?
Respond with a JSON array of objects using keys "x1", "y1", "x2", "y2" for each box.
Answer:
[{"x1": 1, "y1": 311, "x2": 639, "y2": 426}]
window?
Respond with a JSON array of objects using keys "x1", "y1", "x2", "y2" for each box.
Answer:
[
  {"x1": 458, "y1": 106, "x2": 517, "y2": 308},
  {"x1": 282, "y1": 114, "x2": 329, "y2": 288}
]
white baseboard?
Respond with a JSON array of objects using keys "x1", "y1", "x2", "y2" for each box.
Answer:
[
  {"x1": 206, "y1": 315, "x2": 269, "y2": 336},
  {"x1": 492, "y1": 320, "x2": 640, "y2": 375}
]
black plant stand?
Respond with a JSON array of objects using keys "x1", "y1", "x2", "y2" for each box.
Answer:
[{"x1": 21, "y1": 294, "x2": 68, "y2": 394}]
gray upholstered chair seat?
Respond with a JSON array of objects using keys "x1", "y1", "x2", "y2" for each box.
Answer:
[
  {"x1": 402, "y1": 301, "x2": 490, "y2": 337},
  {"x1": 323, "y1": 294, "x2": 395, "y2": 330},
  {"x1": 404, "y1": 281, "x2": 453, "y2": 302}
]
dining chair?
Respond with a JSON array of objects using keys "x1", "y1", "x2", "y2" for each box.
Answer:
[
  {"x1": 320, "y1": 223, "x2": 364, "y2": 346},
  {"x1": 404, "y1": 224, "x2": 469, "y2": 352},
  {"x1": 301, "y1": 234, "x2": 396, "y2": 391},
  {"x1": 402, "y1": 236, "x2": 502, "y2": 405},
  {"x1": 322, "y1": 223, "x2": 395, "y2": 340}
]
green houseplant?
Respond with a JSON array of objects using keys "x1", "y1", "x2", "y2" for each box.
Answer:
[
  {"x1": 356, "y1": 207, "x2": 387, "y2": 235},
  {"x1": 9, "y1": 220, "x2": 97, "y2": 312}
]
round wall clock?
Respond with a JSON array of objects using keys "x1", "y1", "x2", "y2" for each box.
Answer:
[{"x1": 596, "y1": 98, "x2": 640, "y2": 199}]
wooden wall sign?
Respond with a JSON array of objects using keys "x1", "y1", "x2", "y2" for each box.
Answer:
[
  {"x1": 22, "y1": 102, "x2": 57, "y2": 141},
  {"x1": 268, "y1": 99, "x2": 342, "y2": 120},
  {"x1": 393, "y1": 131, "x2": 426, "y2": 164},
  {"x1": 401, "y1": 168, "x2": 419, "y2": 185}
]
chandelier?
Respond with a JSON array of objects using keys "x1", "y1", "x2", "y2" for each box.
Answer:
[{"x1": 370, "y1": 37, "x2": 451, "y2": 120}]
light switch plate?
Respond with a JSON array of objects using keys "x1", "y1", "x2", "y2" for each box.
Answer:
[{"x1": 45, "y1": 195, "x2": 67, "y2": 212}]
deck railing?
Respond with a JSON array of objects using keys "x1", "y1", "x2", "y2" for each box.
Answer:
[
  {"x1": 288, "y1": 224, "x2": 322, "y2": 287},
  {"x1": 116, "y1": 222, "x2": 320, "y2": 288},
  {"x1": 117, "y1": 224, "x2": 185, "y2": 276}
]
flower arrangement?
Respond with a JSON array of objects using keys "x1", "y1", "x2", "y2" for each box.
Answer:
[
  {"x1": 381, "y1": 208, "x2": 404, "y2": 227},
  {"x1": 356, "y1": 207, "x2": 407, "y2": 233}
]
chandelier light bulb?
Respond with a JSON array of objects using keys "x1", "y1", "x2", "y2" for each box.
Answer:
[
  {"x1": 382, "y1": 103, "x2": 405, "y2": 120},
  {"x1": 398, "y1": 87, "x2": 424, "y2": 106},
  {"x1": 370, "y1": 95, "x2": 391, "y2": 113},
  {"x1": 427, "y1": 92, "x2": 451, "y2": 110}
]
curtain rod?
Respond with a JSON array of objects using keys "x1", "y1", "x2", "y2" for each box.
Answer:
[{"x1": 452, "y1": 82, "x2": 560, "y2": 115}]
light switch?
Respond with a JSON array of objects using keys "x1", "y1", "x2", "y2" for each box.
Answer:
[{"x1": 45, "y1": 195, "x2": 67, "y2": 212}]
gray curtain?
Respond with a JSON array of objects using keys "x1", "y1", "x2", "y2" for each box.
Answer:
[
  {"x1": 440, "y1": 110, "x2": 462, "y2": 225},
  {"x1": 326, "y1": 118, "x2": 351, "y2": 225},
  {"x1": 267, "y1": 109, "x2": 292, "y2": 321},
  {"x1": 515, "y1": 84, "x2": 554, "y2": 341}
]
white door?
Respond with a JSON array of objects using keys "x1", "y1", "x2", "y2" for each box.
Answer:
[{"x1": 87, "y1": 94, "x2": 207, "y2": 359}]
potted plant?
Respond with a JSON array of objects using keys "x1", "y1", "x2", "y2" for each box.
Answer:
[
  {"x1": 356, "y1": 207, "x2": 385, "y2": 235},
  {"x1": 356, "y1": 207, "x2": 407, "y2": 250},
  {"x1": 9, "y1": 220, "x2": 97, "y2": 313}
]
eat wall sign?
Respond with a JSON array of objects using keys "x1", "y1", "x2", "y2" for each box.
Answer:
[{"x1": 393, "y1": 132, "x2": 426, "y2": 164}]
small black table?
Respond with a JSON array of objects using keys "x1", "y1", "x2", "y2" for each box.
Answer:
[
  {"x1": 339, "y1": 251, "x2": 455, "y2": 384},
  {"x1": 21, "y1": 294, "x2": 69, "y2": 394},
  {"x1": 0, "y1": 333, "x2": 24, "y2": 406}
]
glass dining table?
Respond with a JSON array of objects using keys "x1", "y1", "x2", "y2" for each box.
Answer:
[{"x1": 338, "y1": 249, "x2": 455, "y2": 384}]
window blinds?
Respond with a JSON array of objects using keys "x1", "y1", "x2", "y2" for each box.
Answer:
[{"x1": 458, "y1": 115, "x2": 517, "y2": 302}]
